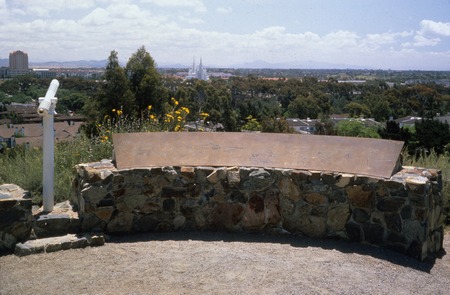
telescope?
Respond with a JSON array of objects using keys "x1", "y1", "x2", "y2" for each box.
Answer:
[
  {"x1": 37, "y1": 79, "x2": 60, "y2": 212},
  {"x1": 38, "y1": 79, "x2": 59, "y2": 116}
]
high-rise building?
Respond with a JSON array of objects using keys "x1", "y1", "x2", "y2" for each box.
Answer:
[
  {"x1": 9, "y1": 50, "x2": 28, "y2": 69},
  {"x1": 186, "y1": 57, "x2": 209, "y2": 81},
  {"x1": 9, "y1": 50, "x2": 29, "y2": 76}
]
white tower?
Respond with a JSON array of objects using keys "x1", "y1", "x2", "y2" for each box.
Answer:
[{"x1": 186, "y1": 57, "x2": 208, "y2": 81}]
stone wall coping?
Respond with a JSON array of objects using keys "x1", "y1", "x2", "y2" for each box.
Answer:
[
  {"x1": 0, "y1": 184, "x2": 29, "y2": 200},
  {"x1": 77, "y1": 160, "x2": 440, "y2": 184}
]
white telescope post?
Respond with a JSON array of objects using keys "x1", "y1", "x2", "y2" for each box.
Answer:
[{"x1": 37, "y1": 79, "x2": 59, "y2": 213}]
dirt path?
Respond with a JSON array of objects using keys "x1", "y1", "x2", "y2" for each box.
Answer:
[{"x1": 1, "y1": 232, "x2": 449, "y2": 295}]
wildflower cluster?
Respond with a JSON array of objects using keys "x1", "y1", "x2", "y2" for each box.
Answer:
[
  {"x1": 94, "y1": 97, "x2": 193, "y2": 143},
  {"x1": 160, "y1": 98, "x2": 190, "y2": 132}
]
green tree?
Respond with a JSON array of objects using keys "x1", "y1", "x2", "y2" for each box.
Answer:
[
  {"x1": 378, "y1": 120, "x2": 411, "y2": 143},
  {"x1": 411, "y1": 85, "x2": 441, "y2": 119},
  {"x1": 85, "y1": 50, "x2": 135, "y2": 120},
  {"x1": 344, "y1": 102, "x2": 371, "y2": 118},
  {"x1": 410, "y1": 119, "x2": 450, "y2": 155},
  {"x1": 125, "y1": 46, "x2": 166, "y2": 113},
  {"x1": 336, "y1": 120, "x2": 380, "y2": 138},
  {"x1": 286, "y1": 94, "x2": 321, "y2": 119},
  {"x1": 56, "y1": 90, "x2": 87, "y2": 114},
  {"x1": 371, "y1": 99, "x2": 391, "y2": 122}
]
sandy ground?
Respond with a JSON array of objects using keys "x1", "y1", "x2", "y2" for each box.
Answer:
[{"x1": 1, "y1": 231, "x2": 449, "y2": 295}]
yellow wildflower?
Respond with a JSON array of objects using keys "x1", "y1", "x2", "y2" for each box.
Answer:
[
  {"x1": 165, "y1": 113, "x2": 174, "y2": 122},
  {"x1": 147, "y1": 105, "x2": 152, "y2": 110}
]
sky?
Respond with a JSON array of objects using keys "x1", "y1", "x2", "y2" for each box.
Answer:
[{"x1": 1, "y1": 0, "x2": 450, "y2": 70}]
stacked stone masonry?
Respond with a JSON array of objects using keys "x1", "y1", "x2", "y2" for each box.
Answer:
[
  {"x1": 72, "y1": 160, "x2": 446, "y2": 260},
  {"x1": 0, "y1": 184, "x2": 33, "y2": 252}
]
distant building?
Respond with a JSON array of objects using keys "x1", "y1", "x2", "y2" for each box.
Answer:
[
  {"x1": 186, "y1": 57, "x2": 208, "y2": 81},
  {"x1": 32, "y1": 68, "x2": 57, "y2": 78},
  {"x1": 286, "y1": 118, "x2": 319, "y2": 134},
  {"x1": 395, "y1": 116, "x2": 422, "y2": 128},
  {"x1": 395, "y1": 113, "x2": 450, "y2": 129},
  {"x1": 8, "y1": 50, "x2": 29, "y2": 76},
  {"x1": 0, "y1": 67, "x2": 7, "y2": 78},
  {"x1": 436, "y1": 113, "x2": 450, "y2": 125},
  {"x1": 208, "y1": 72, "x2": 233, "y2": 79},
  {"x1": 9, "y1": 50, "x2": 28, "y2": 69},
  {"x1": 286, "y1": 116, "x2": 382, "y2": 135}
]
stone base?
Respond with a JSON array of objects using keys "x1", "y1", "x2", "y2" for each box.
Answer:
[
  {"x1": 14, "y1": 233, "x2": 105, "y2": 256},
  {"x1": 33, "y1": 201, "x2": 81, "y2": 238}
]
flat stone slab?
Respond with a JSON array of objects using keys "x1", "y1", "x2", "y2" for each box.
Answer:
[
  {"x1": 33, "y1": 201, "x2": 81, "y2": 238},
  {"x1": 0, "y1": 183, "x2": 29, "y2": 199},
  {"x1": 14, "y1": 233, "x2": 105, "y2": 256},
  {"x1": 113, "y1": 132, "x2": 404, "y2": 179}
]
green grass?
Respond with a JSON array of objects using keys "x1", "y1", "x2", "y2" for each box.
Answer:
[
  {"x1": 0, "y1": 147, "x2": 43, "y2": 202},
  {"x1": 0, "y1": 135, "x2": 113, "y2": 204}
]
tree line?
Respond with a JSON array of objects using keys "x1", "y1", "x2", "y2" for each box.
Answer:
[{"x1": 1, "y1": 46, "x2": 449, "y2": 155}]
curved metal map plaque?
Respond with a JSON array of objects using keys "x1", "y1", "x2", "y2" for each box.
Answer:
[{"x1": 112, "y1": 132, "x2": 404, "y2": 179}]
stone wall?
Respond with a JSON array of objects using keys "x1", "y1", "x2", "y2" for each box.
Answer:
[
  {"x1": 0, "y1": 184, "x2": 33, "y2": 252},
  {"x1": 72, "y1": 160, "x2": 446, "y2": 260}
]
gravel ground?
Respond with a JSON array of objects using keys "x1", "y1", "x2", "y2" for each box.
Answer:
[{"x1": 1, "y1": 231, "x2": 449, "y2": 295}]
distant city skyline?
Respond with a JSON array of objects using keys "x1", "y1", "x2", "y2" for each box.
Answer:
[{"x1": 1, "y1": 1, "x2": 450, "y2": 70}]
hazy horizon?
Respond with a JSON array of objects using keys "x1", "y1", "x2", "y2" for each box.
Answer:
[{"x1": 1, "y1": 1, "x2": 450, "y2": 71}]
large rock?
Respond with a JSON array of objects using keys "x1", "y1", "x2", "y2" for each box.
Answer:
[
  {"x1": 346, "y1": 185, "x2": 375, "y2": 208},
  {"x1": 327, "y1": 205, "x2": 350, "y2": 233}
]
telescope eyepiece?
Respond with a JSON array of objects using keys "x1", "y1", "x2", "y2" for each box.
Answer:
[{"x1": 37, "y1": 79, "x2": 59, "y2": 116}]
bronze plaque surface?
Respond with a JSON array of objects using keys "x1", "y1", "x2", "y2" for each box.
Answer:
[{"x1": 113, "y1": 132, "x2": 404, "y2": 178}]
